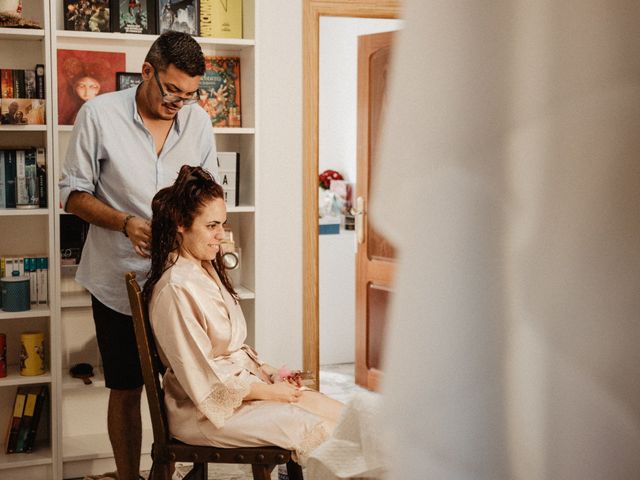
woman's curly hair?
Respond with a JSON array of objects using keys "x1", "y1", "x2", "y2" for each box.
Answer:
[{"x1": 142, "y1": 165, "x2": 237, "y2": 304}]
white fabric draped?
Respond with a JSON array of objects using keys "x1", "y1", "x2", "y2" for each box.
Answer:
[{"x1": 372, "y1": 1, "x2": 640, "y2": 479}]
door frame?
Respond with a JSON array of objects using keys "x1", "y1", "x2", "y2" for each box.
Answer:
[{"x1": 302, "y1": 0, "x2": 402, "y2": 387}]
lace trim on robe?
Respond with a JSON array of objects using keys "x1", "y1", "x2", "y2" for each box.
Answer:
[
  {"x1": 293, "y1": 421, "x2": 330, "y2": 466},
  {"x1": 199, "y1": 376, "x2": 251, "y2": 429}
]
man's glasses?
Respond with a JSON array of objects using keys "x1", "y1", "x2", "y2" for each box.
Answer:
[{"x1": 152, "y1": 66, "x2": 199, "y2": 106}]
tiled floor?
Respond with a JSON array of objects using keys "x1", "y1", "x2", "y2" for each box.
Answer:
[
  {"x1": 81, "y1": 364, "x2": 365, "y2": 480},
  {"x1": 319, "y1": 362, "x2": 369, "y2": 404}
]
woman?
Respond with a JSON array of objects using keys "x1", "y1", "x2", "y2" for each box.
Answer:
[
  {"x1": 143, "y1": 165, "x2": 343, "y2": 464},
  {"x1": 59, "y1": 56, "x2": 110, "y2": 125}
]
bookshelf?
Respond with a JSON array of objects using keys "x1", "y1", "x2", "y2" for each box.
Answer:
[
  {"x1": 1, "y1": 0, "x2": 258, "y2": 477},
  {"x1": 0, "y1": 0, "x2": 57, "y2": 477}
]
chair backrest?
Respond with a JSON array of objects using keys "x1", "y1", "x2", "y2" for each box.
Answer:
[{"x1": 125, "y1": 272, "x2": 171, "y2": 445}]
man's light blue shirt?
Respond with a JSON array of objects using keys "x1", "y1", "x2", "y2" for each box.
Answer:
[{"x1": 59, "y1": 87, "x2": 218, "y2": 314}]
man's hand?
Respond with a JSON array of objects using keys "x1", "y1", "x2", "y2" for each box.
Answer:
[{"x1": 125, "y1": 216, "x2": 152, "y2": 258}]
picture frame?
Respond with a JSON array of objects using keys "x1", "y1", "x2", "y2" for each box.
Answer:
[
  {"x1": 111, "y1": 0, "x2": 156, "y2": 34},
  {"x1": 157, "y1": 0, "x2": 198, "y2": 36},
  {"x1": 57, "y1": 49, "x2": 126, "y2": 125},
  {"x1": 63, "y1": 0, "x2": 111, "y2": 32},
  {"x1": 116, "y1": 72, "x2": 143, "y2": 91}
]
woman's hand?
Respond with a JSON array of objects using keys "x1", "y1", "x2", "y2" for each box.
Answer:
[{"x1": 247, "y1": 382, "x2": 302, "y2": 403}]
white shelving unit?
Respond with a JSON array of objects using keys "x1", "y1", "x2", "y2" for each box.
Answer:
[
  {"x1": 2, "y1": 0, "x2": 258, "y2": 478},
  {"x1": 0, "y1": 0, "x2": 57, "y2": 478}
]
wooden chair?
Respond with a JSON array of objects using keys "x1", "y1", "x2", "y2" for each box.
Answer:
[{"x1": 125, "y1": 272, "x2": 304, "y2": 480}]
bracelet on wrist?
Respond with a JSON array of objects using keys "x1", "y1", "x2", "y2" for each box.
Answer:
[{"x1": 122, "y1": 214, "x2": 135, "y2": 237}]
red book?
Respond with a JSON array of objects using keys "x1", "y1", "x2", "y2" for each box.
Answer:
[{"x1": 1, "y1": 69, "x2": 14, "y2": 99}]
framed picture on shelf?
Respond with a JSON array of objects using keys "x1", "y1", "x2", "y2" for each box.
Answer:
[
  {"x1": 116, "y1": 72, "x2": 143, "y2": 91},
  {"x1": 63, "y1": 0, "x2": 111, "y2": 32},
  {"x1": 111, "y1": 0, "x2": 156, "y2": 34},
  {"x1": 0, "y1": 99, "x2": 46, "y2": 125},
  {"x1": 198, "y1": 56, "x2": 241, "y2": 127},
  {"x1": 57, "y1": 49, "x2": 126, "y2": 125},
  {"x1": 157, "y1": 0, "x2": 198, "y2": 36}
]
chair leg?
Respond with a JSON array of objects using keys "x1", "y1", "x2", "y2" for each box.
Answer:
[
  {"x1": 251, "y1": 463, "x2": 275, "y2": 480},
  {"x1": 287, "y1": 460, "x2": 304, "y2": 480},
  {"x1": 182, "y1": 462, "x2": 207, "y2": 480},
  {"x1": 149, "y1": 461, "x2": 172, "y2": 480}
]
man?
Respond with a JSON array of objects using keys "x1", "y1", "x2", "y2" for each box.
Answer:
[
  {"x1": 59, "y1": 31, "x2": 217, "y2": 480},
  {"x1": 1, "y1": 101, "x2": 19, "y2": 124}
]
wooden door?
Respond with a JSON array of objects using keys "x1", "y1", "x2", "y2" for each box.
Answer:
[{"x1": 355, "y1": 31, "x2": 396, "y2": 391}]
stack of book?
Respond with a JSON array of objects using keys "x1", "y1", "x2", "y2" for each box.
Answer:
[
  {"x1": 0, "y1": 66, "x2": 46, "y2": 125},
  {"x1": 5, "y1": 385, "x2": 48, "y2": 454},
  {"x1": 0, "y1": 148, "x2": 47, "y2": 209}
]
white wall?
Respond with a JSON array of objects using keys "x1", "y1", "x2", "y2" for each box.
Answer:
[
  {"x1": 319, "y1": 16, "x2": 403, "y2": 183},
  {"x1": 254, "y1": 0, "x2": 304, "y2": 369}
]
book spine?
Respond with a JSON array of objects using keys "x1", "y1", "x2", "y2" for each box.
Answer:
[
  {"x1": 35, "y1": 64, "x2": 45, "y2": 99},
  {"x1": 235, "y1": 152, "x2": 240, "y2": 206},
  {"x1": 37, "y1": 257, "x2": 48, "y2": 304},
  {"x1": 110, "y1": 0, "x2": 119, "y2": 33},
  {"x1": 37, "y1": 148, "x2": 47, "y2": 208},
  {"x1": 4, "y1": 149, "x2": 16, "y2": 208},
  {"x1": 27, "y1": 257, "x2": 38, "y2": 304},
  {"x1": 199, "y1": 0, "x2": 215, "y2": 37},
  {"x1": 26, "y1": 148, "x2": 39, "y2": 206},
  {"x1": 1, "y1": 69, "x2": 14, "y2": 99},
  {"x1": 6, "y1": 387, "x2": 28, "y2": 454},
  {"x1": 24, "y1": 70, "x2": 36, "y2": 99},
  {"x1": 12, "y1": 70, "x2": 25, "y2": 99},
  {"x1": 147, "y1": 0, "x2": 157, "y2": 34},
  {"x1": 15, "y1": 150, "x2": 29, "y2": 206},
  {"x1": 15, "y1": 390, "x2": 38, "y2": 453},
  {"x1": 0, "y1": 150, "x2": 5, "y2": 209},
  {"x1": 24, "y1": 385, "x2": 48, "y2": 453}
]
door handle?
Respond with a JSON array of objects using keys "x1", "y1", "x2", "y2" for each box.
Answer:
[{"x1": 352, "y1": 196, "x2": 365, "y2": 244}]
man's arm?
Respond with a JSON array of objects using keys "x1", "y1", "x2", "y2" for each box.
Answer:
[{"x1": 66, "y1": 191, "x2": 151, "y2": 258}]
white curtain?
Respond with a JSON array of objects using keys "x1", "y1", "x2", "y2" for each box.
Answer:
[{"x1": 372, "y1": 1, "x2": 640, "y2": 479}]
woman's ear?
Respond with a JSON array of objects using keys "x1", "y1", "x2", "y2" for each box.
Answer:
[{"x1": 177, "y1": 224, "x2": 185, "y2": 234}]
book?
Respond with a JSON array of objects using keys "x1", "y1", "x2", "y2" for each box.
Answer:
[
  {"x1": 198, "y1": 56, "x2": 241, "y2": 127},
  {"x1": 1, "y1": 69, "x2": 13, "y2": 99},
  {"x1": 35, "y1": 64, "x2": 45, "y2": 99},
  {"x1": 37, "y1": 148, "x2": 47, "y2": 208},
  {"x1": 112, "y1": 0, "x2": 156, "y2": 34},
  {"x1": 24, "y1": 70, "x2": 37, "y2": 99},
  {"x1": 15, "y1": 149, "x2": 38, "y2": 208},
  {"x1": 157, "y1": 0, "x2": 198, "y2": 36},
  {"x1": 200, "y1": 0, "x2": 242, "y2": 38},
  {"x1": 0, "y1": 152, "x2": 5, "y2": 208},
  {"x1": 3, "y1": 150, "x2": 16, "y2": 208},
  {"x1": 37, "y1": 257, "x2": 48, "y2": 304},
  {"x1": 12, "y1": 69, "x2": 25, "y2": 99},
  {"x1": 217, "y1": 151, "x2": 239, "y2": 207},
  {"x1": 26, "y1": 257, "x2": 38, "y2": 304},
  {"x1": 0, "y1": 99, "x2": 46, "y2": 125},
  {"x1": 15, "y1": 148, "x2": 39, "y2": 209},
  {"x1": 63, "y1": 0, "x2": 111, "y2": 32},
  {"x1": 14, "y1": 388, "x2": 38, "y2": 453},
  {"x1": 5, "y1": 386, "x2": 28, "y2": 454},
  {"x1": 23, "y1": 385, "x2": 48, "y2": 453}
]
